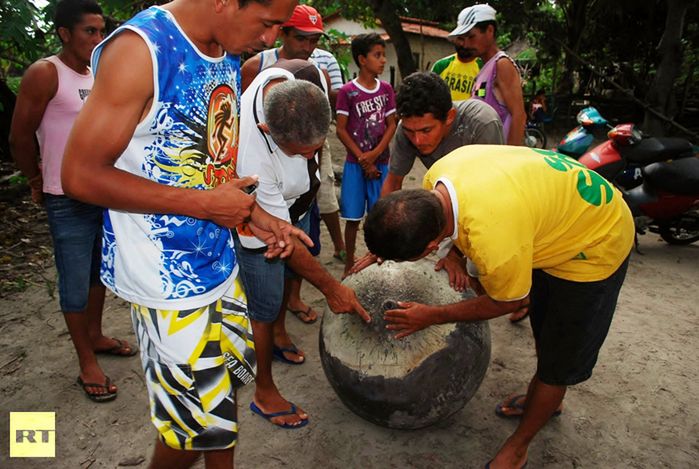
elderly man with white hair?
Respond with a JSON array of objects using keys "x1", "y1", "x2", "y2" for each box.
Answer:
[{"x1": 235, "y1": 59, "x2": 370, "y2": 429}]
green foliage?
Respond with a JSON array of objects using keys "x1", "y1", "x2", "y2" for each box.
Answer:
[
  {"x1": 319, "y1": 28, "x2": 352, "y2": 80},
  {"x1": 8, "y1": 174, "x2": 28, "y2": 185},
  {"x1": 0, "y1": 0, "x2": 50, "y2": 76},
  {"x1": 6, "y1": 76, "x2": 21, "y2": 94}
]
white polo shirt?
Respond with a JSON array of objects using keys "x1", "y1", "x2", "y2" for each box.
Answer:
[{"x1": 236, "y1": 67, "x2": 319, "y2": 249}]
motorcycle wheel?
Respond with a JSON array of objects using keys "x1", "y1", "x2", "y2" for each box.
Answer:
[
  {"x1": 525, "y1": 127, "x2": 547, "y2": 149},
  {"x1": 658, "y1": 212, "x2": 699, "y2": 245}
]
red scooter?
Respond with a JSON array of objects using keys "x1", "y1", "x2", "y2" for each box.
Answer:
[{"x1": 578, "y1": 124, "x2": 699, "y2": 245}]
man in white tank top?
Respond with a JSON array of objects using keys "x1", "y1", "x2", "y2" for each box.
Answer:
[
  {"x1": 60, "y1": 0, "x2": 368, "y2": 467},
  {"x1": 9, "y1": 0, "x2": 136, "y2": 404}
]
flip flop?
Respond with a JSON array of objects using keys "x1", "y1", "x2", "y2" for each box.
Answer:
[
  {"x1": 333, "y1": 250, "x2": 347, "y2": 262},
  {"x1": 495, "y1": 394, "x2": 562, "y2": 418},
  {"x1": 287, "y1": 306, "x2": 318, "y2": 324},
  {"x1": 249, "y1": 401, "x2": 309, "y2": 429},
  {"x1": 272, "y1": 344, "x2": 305, "y2": 365},
  {"x1": 77, "y1": 376, "x2": 118, "y2": 403},
  {"x1": 95, "y1": 338, "x2": 138, "y2": 357}
]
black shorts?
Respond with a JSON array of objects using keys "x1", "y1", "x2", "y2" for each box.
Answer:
[{"x1": 529, "y1": 256, "x2": 630, "y2": 386}]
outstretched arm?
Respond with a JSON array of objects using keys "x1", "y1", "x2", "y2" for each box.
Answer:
[
  {"x1": 384, "y1": 294, "x2": 529, "y2": 339},
  {"x1": 380, "y1": 172, "x2": 404, "y2": 197},
  {"x1": 286, "y1": 236, "x2": 371, "y2": 322}
]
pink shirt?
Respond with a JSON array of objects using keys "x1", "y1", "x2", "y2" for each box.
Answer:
[{"x1": 36, "y1": 55, "x2": 93, "y2": 195}]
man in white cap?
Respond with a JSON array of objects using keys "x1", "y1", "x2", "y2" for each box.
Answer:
[{"x1": 449, "y1": 4, "x2": 526, "y2": 146}]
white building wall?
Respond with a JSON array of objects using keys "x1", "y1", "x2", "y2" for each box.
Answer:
[{"x1": 326, "y1": 18, "x2": 455, "y2": 89}]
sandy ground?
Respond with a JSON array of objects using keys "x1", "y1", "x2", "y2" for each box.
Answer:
[{"x1": 1, "y1": 131, "x2": 698, "y2": 468}]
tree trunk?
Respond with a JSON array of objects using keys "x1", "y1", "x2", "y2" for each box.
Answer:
[
  {"x1": 558, "y1": 0, "x2": 593, "y2": 94},
  {"x1": 643, "y1": 0, "x2": 689, "y2": 136},
  {"x1": 365, "y1": 0, "x2": 416, "y2": 82},
  {"x1": 0, "y1": 78, "x2": 17, "y2": 162}
]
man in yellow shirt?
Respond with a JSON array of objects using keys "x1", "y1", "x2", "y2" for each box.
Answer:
[
  {"x1": 363, "y1": 145, "x2": 634, "y2": 469},
  {"x1": 431, "y1": 46, "x2": 481, "y2": 102}
]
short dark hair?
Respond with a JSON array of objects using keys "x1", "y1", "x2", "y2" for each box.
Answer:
[
  {"x1": 396, "y1": 72, "x2": 452, "y2": 121},
  {"x1": 351, "y1": 33, "x2": 385, "y2": 67},
  {"x1": 54, "y1": 0, "x2": 102, "y2": 36},
  {"x1": 364, "y1": 189, "x2": 445, "y2": 261},
  {"x1": 473, "y1": 20, "x2": 497, "y2": 37}
]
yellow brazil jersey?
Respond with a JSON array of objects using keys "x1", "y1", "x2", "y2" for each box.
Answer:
[
  {"x1": 431, "y1": 54, "x2": 481, "y2": 101},
  {"x1": 423, "y1": 145, "x2": 634, "y2": 301}
]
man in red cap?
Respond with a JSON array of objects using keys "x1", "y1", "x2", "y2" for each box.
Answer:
[{"x1": 241, "y1": 4, "x2": 326, "y2": 90}]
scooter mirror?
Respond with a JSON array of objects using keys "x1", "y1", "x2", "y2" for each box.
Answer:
[
  {"x1": 608, "y1": 123, "x2": 642, "y2": 146},
  {"x1": 576, "y1": 107, "x2": 608, "y2": 127}
]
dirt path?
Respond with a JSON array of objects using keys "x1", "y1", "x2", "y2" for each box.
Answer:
[{"x1": 1, "y1": 134, "x2": 697, "y2": 468}]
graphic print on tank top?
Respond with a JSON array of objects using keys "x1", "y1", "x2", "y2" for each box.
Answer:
[{"x1": 95, "y1": 7, "x2": 243, "y2": 306}]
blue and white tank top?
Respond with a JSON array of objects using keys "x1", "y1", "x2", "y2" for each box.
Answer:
[{"x1": 92, "y1": 7, "x2": 241, "y2": 309}]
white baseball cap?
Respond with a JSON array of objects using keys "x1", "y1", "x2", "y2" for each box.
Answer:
[{"x1": 448, "y1": 4, "x2": 497, "y2": 38}]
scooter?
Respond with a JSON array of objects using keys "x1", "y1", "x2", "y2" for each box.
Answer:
[
  {"x1": 578, "y1": 124, "x2": 699, "y2": 245},
  {"x1": 524, "y1": 120, "x2": 547, "y2": 149},
  {"x1": 556, "y1": 107, "x2": 611, "y2": 158}
]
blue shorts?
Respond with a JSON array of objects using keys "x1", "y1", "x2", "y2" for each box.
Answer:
[
  {"x1": 340, "y1": 161, "x2": 388, "y2": 221},
  {"x1": 234, "y1": 209, "x2": 312, "y2": 323},
  {"x1": 44, "y1": 194, "x2": 103, "y2": 313}
]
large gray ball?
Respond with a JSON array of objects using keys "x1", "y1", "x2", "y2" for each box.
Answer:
[{"x1": 320, "y1": 258, "x2": 491, "y2": 429}]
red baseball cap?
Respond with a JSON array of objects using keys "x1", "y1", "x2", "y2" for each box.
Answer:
[{"x1": 282, "y1": 5, "x2": 325, "y2": 35}]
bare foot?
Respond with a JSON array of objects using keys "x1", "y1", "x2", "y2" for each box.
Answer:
[
  {"x1": 485, "y1": 448, "x2": 528, "y2": 469},
  {"x1": 495, "y1": 393, "x2": 562, "y2": 418}
]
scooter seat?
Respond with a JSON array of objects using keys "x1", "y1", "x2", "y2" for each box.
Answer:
[
  {"x1": 643, "y1": 157, "x2": 699, "y2": 196},
  {"x1": 620, "y1": 137, "x2": 694, "y2": 165}
]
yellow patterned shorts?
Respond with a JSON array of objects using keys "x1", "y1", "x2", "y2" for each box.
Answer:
[{"x1": 130, "y1": 276, "x2": 256, "y2": 451}]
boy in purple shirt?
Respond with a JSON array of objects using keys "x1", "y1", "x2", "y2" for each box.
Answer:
[{"x1": 336, "y1": 33, "x2": 397, "y2": 276}]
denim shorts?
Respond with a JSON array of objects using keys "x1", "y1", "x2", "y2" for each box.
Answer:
[
  {"x1": 233, "y1": 210, "x2": 312, "y2": 323},
  {"x1": 44, "y1": 194, "x2": 103, "y2": 312},
  {"x1": 234, "y1": 236, "x2": 285, "y2": 323},
  {"x1": 530, "y1": 255, "x2": 630, "y2": 386}
]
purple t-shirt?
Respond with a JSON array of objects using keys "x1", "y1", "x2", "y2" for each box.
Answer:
[{"x1": 336, "y1": 78, "x2": 396, "y2": 164}]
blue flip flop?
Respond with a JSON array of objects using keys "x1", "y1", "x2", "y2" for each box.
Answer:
[
  {"x1": 272, "y1": 344, "x2": 305, "y2": 365},
  {"x1": 249, "y1": 401, "x2": 309, "y2": 429},
  {"x1": 495, "y1": 394, "x2": 562, "y2": 418}
]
